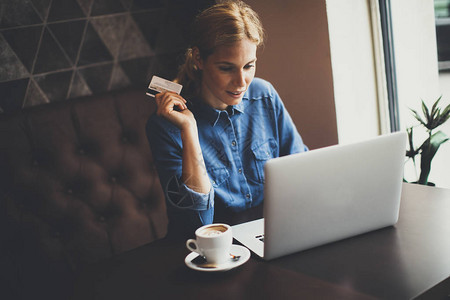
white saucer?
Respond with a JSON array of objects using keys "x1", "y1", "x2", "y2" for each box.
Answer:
[{"x1": 185, "y1": 244, "x2": 250, "y2": 272}]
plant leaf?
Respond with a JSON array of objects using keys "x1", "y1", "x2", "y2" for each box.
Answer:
[
  {"x1": 430, "y1": 95, "x2": 442, "y2": 117},
  {"x1": 418, "y1": 131, "x2": 450, "y2": 184},
  {"x1": 410, "y1": 108, "x2": 426, "y2": 126},
  {"x1": 421, "y1": 99, "x2": 431, "y2": 126},
  {"x1": 434, "y1": 104, "x2": 450, "y2": 129},
  {"x1": 405, "y1": 127, "x2": 419, "y2": 158},
  {"x1": 441, "y1": 103, "x2": 450, "y2": 120},
  {"x1": 442, "y1": 103, "x2": 450, "y2": 116}
]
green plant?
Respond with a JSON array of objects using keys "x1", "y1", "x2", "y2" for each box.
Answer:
[{"x1": 405, "y1": 96, "x2": 450, "y2": 185}]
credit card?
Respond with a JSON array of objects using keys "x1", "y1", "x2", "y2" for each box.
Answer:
[{"x1": 146, "y1": 75, "x2": 183, "y2": 97}]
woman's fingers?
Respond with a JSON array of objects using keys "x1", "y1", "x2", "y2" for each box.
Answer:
[
  {"x1": 153, "y1": 92, "x2": 195, "y2": 130},
  {"x1": 155, "y1": 92, "x2": 187, "y2": 115}
]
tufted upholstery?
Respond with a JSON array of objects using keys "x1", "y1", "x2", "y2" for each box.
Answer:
[{"x1": 0, "y1": 88, "x2": 167, "y2": 299}]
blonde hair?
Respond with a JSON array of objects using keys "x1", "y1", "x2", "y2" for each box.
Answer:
[{"x1": 175, "y1": 1, "x2": 265, "y2": 98}]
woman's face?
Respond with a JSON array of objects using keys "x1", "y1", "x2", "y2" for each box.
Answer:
[{"x1": 196, "y1": 38, "x2": 257, "y2": 110}]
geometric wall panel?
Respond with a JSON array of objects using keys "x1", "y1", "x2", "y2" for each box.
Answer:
[
  {"x1": 33, "y1": 28, "x2": 73, "y2": 74},
  {"x1": 34, "y1": 71, "x2": 73, "y2": 102},
  {"x1": 91, "y1": 15, "x2": 128, "y2": 59},
  {"x1": 69, "y1": 71, "x2": 93, "y2": 98},
  {"x1": 30, "y1": 0, "x2": 52, "y2": 21},
  {"x1": 2, "y1": 26, "x2": 42, "y2": 73},
  {"x1": 1, "y1": 0, "x2": 43, "y2": 28},
  {"x1": 118, "y1": 16, "x2": 153, "y2": 60},
  {"x1": 90, "y1": 0, "x2": 126, "y2": 16},
  {"x1": 132, "y1": 10, "x2": 164, "y2": 50},
  {"x1": 48, "y1": 20, "x2": 86, "y2": 64},
  {"x1": 23, "y1": 78, "x2": 49, "y2": 108},
  {"x1": 78, "y1": 22, "x2": 114, "y2": 66},
  {"x1": 0, "y1": 35, "x2": 30, "y2": 81},
  {"x1": 109, "y1": 63, "x2": 131, "y2": 90},
  {"x1": 78, "y1": 63, "x2": 113, "y2": 93},
  {"x1": 47, "y1": 0, "x2": 86, "y2": 22},
  {"x1": 0, "y1": 0, "x2": 214, "y2": 114}
]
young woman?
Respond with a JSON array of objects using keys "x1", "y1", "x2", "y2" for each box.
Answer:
[{"x1": 146, "y1": 1, "x2": 308, "y2": 236}]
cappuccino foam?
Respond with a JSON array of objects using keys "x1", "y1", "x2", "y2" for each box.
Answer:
[
  {"x1": 200, "y1": 225, "x2": 227, "y2": 237},
  {"x1": 204, "y1": 230, "x2": 223, "y2": 236}
]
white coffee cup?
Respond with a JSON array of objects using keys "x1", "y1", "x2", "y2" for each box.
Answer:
[{"x1": 186, "y1": 223, "x2": 232, "y2": 265}]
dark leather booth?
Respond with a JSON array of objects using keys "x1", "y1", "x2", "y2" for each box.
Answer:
[{"x1": 0, "y1": 88, "x2": 168, "y2": 299}]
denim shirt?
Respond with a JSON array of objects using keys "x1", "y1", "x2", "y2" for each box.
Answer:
[{"x1": 146, "y1": 78, "x2": 308, "y2": 233}]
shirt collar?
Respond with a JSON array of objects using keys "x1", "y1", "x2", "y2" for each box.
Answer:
[{"x1": 192, "y1": 95, "x2": 246, "y2": 126}]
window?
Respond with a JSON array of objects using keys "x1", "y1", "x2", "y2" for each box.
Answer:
[{"x1": 435, "y1": 0, "x2": 450, "y2": 70}]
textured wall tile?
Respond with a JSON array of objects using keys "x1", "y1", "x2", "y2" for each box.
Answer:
[
  {"x1": 91, "y1": 15, "x2": 128, "y2": 59},
  {"x1": 31, "y1": 0, "x2": 52, "y2": 21},
  {"x1": 0, "y1": 0, "x2": 214, "y2": 113},
  {"x1": 77, "y1": 0, "x2": 95, "y2": 16},
  {"x1": 78, "y1": 63, "x2": 113, "y2": 93},
  {"x1": 109, "y1": 63, "x2": 131, "y2": 90},
  {"x1": 91, "y1": 0, "x2": 125, "y2": 16},
  {"x1": 48, "y1": 20, "x2": 86, "y2": 64},
  {"x1": 120, "y1": 0, "x2": 133, "y2": 10},
  {"x1": 78, "y1": 22, "x2": 113, "y2": 66},
  {"x1": 69, "y1": 71, "x2": 92, "y2": 98},
  {"x1": 1, "y1": 0, "x2": 43, "y2": 28},
  {"x1": 0, "y1": 35, "x2": 30, "y2": 81},
  {"x1": 33, "y1": 28, "x2": 72, "y2": 74},
  {"x1": 118, "y1": 15, "x2": 153, "y2": 60},
  {"x1": 132, "y1": 10, "x2": 164, "y2": 50},
  {"x1": 23, "y1": 78, "x2": 49, "y2": 107},
  {"x1": 119, "y1": 57, "x2": 154, "y2": 86},
  {"x1": 34, "y1": 71, "x2": 73, "y2": 102},
  {"x1": 150, "y1": 52, "x2": 184, "y2": 80},
  {"x1": 131, "y1": 0, "x2": 165, "y2": 10},
  {"x1": 47, "y1": 0, "x2": 85, "y2": 21},
  {"x1": 2, "y1": 26, "x2": 42, "y2": 73}
]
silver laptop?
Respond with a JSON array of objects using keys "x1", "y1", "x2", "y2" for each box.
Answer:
[{"x1": 232, "y1": 132, "x2": 406, "y2": 260}]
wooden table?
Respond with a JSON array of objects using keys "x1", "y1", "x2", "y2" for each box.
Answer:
[{"x1": 73, "y1": 183, "x2": 450, "y2": 299}]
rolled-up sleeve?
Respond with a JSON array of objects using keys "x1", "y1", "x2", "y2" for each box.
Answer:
[
  {"x1": 146, "y1": 115, "x2": 215, "y2": 232},
  {"x1": 164, "y1": 175, "x2": 213, "y2": 210}
]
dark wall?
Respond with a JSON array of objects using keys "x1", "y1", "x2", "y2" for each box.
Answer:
[
  {"x1": 245, "y1": 0, "x2": 338, "y2": 150},
  {"x1": 0, "y1": 0, "x2": 213, "y2": 114}
]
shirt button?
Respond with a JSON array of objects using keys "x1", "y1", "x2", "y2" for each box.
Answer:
[
  {"x1": 231, "y1": 140, "x2": 236, "y2": 146},
  {"x1": 238, "y1": 168, "x2": 242, "y2": 174},
  {"x1": 246, "y1": 194, "x2": 250, "y2": 199}
]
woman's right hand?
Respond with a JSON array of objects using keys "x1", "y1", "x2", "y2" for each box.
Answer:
[
  {"x1": 155, "y1": 92, "x2": 196, "y2": 130},
  {"x1": 155, "y1": 91, "x2": 210, "y2": 194}
]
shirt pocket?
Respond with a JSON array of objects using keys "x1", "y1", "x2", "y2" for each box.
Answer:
[
  {"x1": 208, "y1": 166, "x2": 230, "y2": 188},
  {"x1": 251, "y1": 138, "x2": 278, "y2": 183}
]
